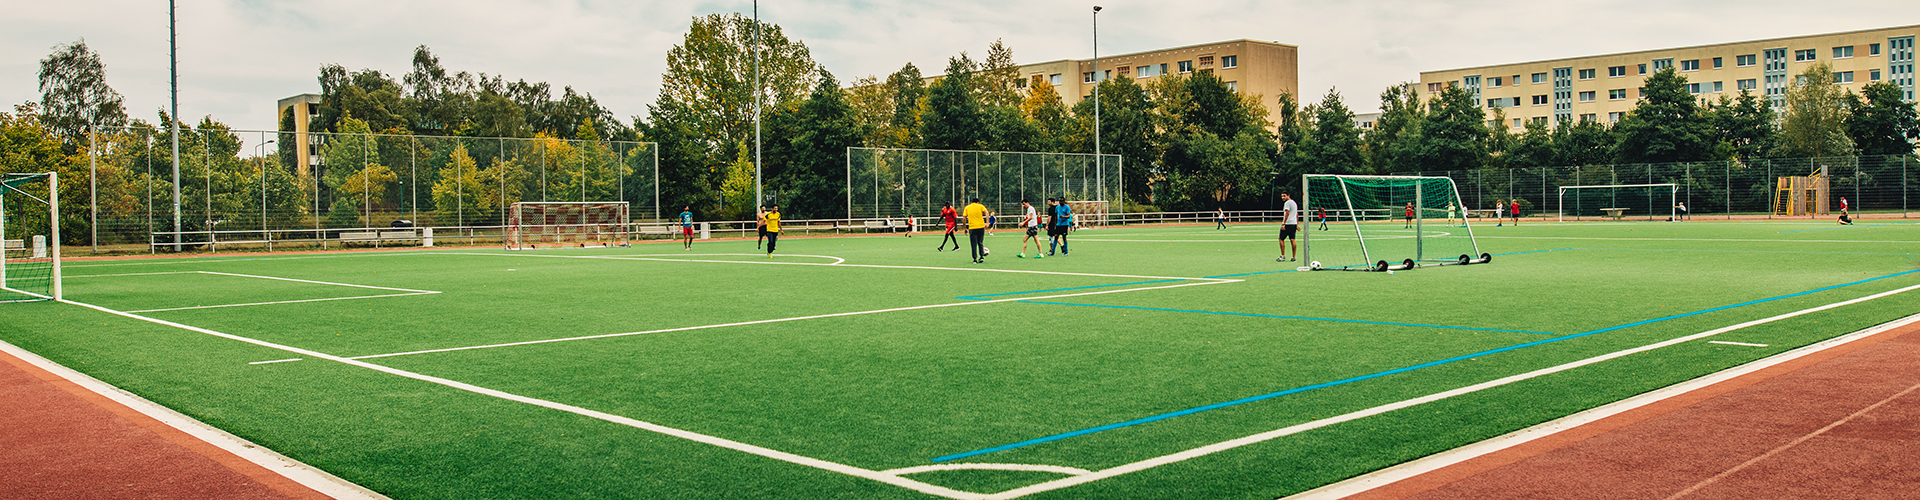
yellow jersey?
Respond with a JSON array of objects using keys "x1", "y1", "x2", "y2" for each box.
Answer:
[
  {"x1": 765, "y1": 211, "x2": 781, "y2": 233},
  {"x1": 963, "y1": 203, "x2": 988, "y2": 229}
]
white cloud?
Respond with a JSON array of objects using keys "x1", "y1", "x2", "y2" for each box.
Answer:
[{"x1": 4, "y1": 0, "x2": 1915, "y2": 138}]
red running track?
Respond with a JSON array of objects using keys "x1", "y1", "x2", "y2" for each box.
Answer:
[{"x1": 1341, "y1": 321, "x2": 1920, "y2": 500}]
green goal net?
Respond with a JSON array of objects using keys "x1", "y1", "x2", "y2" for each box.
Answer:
[
  {"x1": 2, "y1": 172, "x2": 60, "y2": 302},
  {"x1": 1302, "y1": 174, "x2": 1485, "y2": 272}
]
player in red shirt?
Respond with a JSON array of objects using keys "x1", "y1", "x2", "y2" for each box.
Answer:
[
  {"x1": 1510, "y1": 199, "x2": 1521, "y2": 226},
  {"x1": 1403, "y1": 202, "x2": 1415, "y2": 228},
  {"x1": 936, "y1": 203, "x2": 961, "y2": 251},
  {"x1": 1317, "y1": 206, "x2": 1329, "y2": 230}
]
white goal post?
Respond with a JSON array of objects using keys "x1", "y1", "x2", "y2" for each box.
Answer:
[
  {"x1": 1557, "y1": 184, "x2": 1677, "y2": 222},
  {"x1": 1302, "y1": 174, "x2": 1485, "y2": 272},
  {"x1": 506, "y1": 202, "x2": 631, "y2": 250},
  {"x1": 1, "y1": 172, "x2": 60, "y2": 302}
]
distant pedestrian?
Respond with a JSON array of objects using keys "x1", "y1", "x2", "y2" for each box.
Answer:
[
  {"x1": 1215, "y1": 207, "x2": 1227, "y2": 230},
  {"x1": 1018, "y1": 199, "x2": 1042, "y2": 258},
  {"x1": 1495, "y1": 200, "x2": 1506, "y2": 227},
  {"x1": 678, "y1": 206, "x2": 695, "y2": 250},
  {"x1": 1317, "y1": 206, "x2": 1329, "y2": 230},
  {"x1": 1048, "y1": 198, "x2": 1073, "y2": 256}
]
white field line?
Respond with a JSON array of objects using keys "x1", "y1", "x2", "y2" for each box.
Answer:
[
  {"x1": 458, "y1": 251, "x2": 1218, "y2": 281},
  {"x1": 65, "y1": 271, "x2": 204, "y2": 278},
  {"x1": 884, "y1": 463, "x2": 1093, "y2": 476},
  {"x1": 980, "y1": 281, "x2": 1920, "y2": 500},
  {"x1": 1708, "y1": 341, "x2": 1770, "y2": 347},
  {"x1": 249, "y1": 358, "x2": 303, "y2": 365},
  {"x1": 1478, "y1": 235, "x2": 1920, "y2": 244},
  {"x1": 57, "y1": 298, "x2": 994, "y2": 500},
  {"x1": 345, "y1": 279, "x2": 1238, "y2": 361},
  {"x1": 127, "y1": 292, "x2": 440, "y2": 313},
  {"x1": 0, "y1": 339, "x2": 388, "y2": 500},
  {"x1": 195, "y1": 271, "x2": 438, "y2": 294},
  {"x1": 1289, "y1": 312, "x2": 1920, "y2": 500},
  {"x1": 64, "y1": 251, "x2": 430, "y2": 268},
  {"x1": 609, "y1": 253, "x2": 848, "y2": 265}
]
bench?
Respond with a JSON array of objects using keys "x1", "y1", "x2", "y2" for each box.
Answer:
[
  {"x1": 637, "y1": 225, "x2": 674, "y2": 236},
  {"x1": 863, "y1": 219, "x2": 911, "y2": 233},
  {"x1": 1601, "y1": 208, "x2": 1629, "y2": 220},
  {"x1": 339, "y1": 230, "x2": 419, "y2": 245},
  {"x1": 1, "y1": 239, "x2": 19, "y2": 250}
]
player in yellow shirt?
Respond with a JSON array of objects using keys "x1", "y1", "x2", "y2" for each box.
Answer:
[
  {"x1": 963, "y1": 198, "x2": 990, "y2": 264},
  {"x1": 763, "y1": 205, "x2": 781, "y2": 258}
]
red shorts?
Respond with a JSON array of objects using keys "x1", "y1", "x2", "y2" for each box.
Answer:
[{"x1": 682, "y1": 226, "x2": 694, "y2": 236}]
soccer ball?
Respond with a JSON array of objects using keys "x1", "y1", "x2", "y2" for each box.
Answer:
[
  {"x1": 1309, "y1": 260, "x2": 1322, "y2": 270},
  {"x1": 983, "y1": 247, "x2": 990, "y2": 256}
]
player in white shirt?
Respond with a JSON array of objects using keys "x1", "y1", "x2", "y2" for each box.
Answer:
[
  {"x1": 1278, "y1": 193, "x2": 1299, "y2": 262},
  {"x1": 1017, "y1": 199, "x2": 1043, "y2": 258}
]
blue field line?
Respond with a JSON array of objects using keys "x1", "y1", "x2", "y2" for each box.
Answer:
[
  {"x1": 1015, "y1": 301, "x2": 1556, "y2": 335},
  {"x1": 928, "y1": 267, "x2": 1920, "y2": 463},
  {"x1": 1774, "y1": 222, "x2": 1912, "y2": 233},
  {"x1": 955, "y1": 279, "x2": 1188, "y2": 301}
]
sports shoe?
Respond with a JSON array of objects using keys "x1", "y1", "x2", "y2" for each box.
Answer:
[
  {"x1": 1017, "y1": 253, "x2": 1026, "y2": 258},
  {"x1": 1034, "y1": 254, "x2": 1044, "y2": 259},
  {"x1": 1277, "y1": 257, "x2": 1286, "y2": 262}
]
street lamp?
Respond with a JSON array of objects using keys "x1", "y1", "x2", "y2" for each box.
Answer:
[
  {"x1": 1092, "y1": 6, "x2": 1103, "y2": 203},
  {"x1": 256, "y1": 140, "x2": 275, "y2": 243}
]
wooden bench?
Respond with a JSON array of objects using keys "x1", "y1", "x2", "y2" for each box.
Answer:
[
  {"x1": 1601, "y1": 208, "x2": 1629, "y2": 220},
  {"x1": 636, "y1": 225, "x2": 674, "y2": 236},
  {"x1": 339, "y1": 230, "x2": 419, "y2": 245},
  {"x1": 1, "y1": 239, "x2": 20, "y2": 251}
]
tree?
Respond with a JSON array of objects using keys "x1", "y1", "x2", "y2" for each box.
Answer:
[
  {"x1": 1505, "y1": 119, "x2": 1555, "y2": 169},
  {"x1": 884, "y1": 63, "x2": 927, "y2": 148},
  {"x1": 1069, "y1": 78, "x2": 1158, "y2": 202},
  {"x1": 1300, "y1": 88, "x2": 1365, "y2": 174},
  {"x1": 1551, "y1": 119, "x2": 1615, "y2": 166},
  {"x1": 977, "y1": 39, "x2": 1024, "y2": 109},
  {"x1": 37, "y1": 39, "x2": 127, "y2": 151},
  {"x1": 774, "y1": 70, "x2": 864, "y2": 218},
  {"x1": 1366, "y1": 83, "x2": 1424, "y2": 174},
  {"x1": 1151, "y1": 71, "x2": 1277, "y2": 208},
  {"x1": 1846, "y1": 81, "x2": 1919, "y2": 156},
  {"x1": 1613, "y1": 67, "x2": 1713, "y2": 163},
  {"x1": 844, "y1": 75, "x2": 896, "y2": 148},
  {"x1": 1705, "y1": 90, "x2": 1776, "y2": 161},
  {"x1": 655, "y1": 13, "x2": 818, "y2": 168},
  {"x1": 1021, "y1": 78, "x2": 1072, "y2": 152},
  {"x1": 642, "y1": 101, "x2": 717, "y2": 217},
  {"x1": 1772, "y1": 64, "x2": 1855, "y2": 159},
  {"x1": 1404, "y1": 84, "x2": 1489, "y2": 172},
  {"x1": 922, "y1": 55, "x2": 987, "y2": 151}
]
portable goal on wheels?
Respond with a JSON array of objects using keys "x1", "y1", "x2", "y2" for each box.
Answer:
[
  {"x1": 2, "y1": 172, "x2": 60, "y2": 302},
  {"x1": 505, "y1": 202, "x2": 631, "y2": 250},
  {"x1": 1302, "y1": 174, "x2": 1485, "y2": 272},
  {"x1": 1557, "y1": 184, "x2": 1677, "y2": 221}
]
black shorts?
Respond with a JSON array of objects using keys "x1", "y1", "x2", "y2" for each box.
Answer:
[
  {"x1": 1279, "y1": 225, "x2": 1298, "y2": 240},
  {"x1": 1026, "y1": 226, "x2": 1039, "y2": 237}
]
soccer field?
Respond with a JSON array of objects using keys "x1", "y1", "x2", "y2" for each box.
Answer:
[{"x1": 5, "y1": 220, "x2": 1919, "y2": 499}]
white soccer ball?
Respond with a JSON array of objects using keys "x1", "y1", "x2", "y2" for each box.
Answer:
[
  {"x1": 983, "y1": 247, "x2": 990, "y2": 256},
  {"x1": 1309, "y1": 260, "x2": 1322, "y2": 270}
]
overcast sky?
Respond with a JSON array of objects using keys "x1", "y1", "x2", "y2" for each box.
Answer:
[{"x1": 5, "y1": 1, "x2": 1917, "y2": 143}]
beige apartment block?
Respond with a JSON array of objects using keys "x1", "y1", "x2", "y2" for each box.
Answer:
[
  {"x1": 1420, "y1": 25, "x2": 1917, "y2": 131},
  {"x1": 996, "y1": 39, "x2": 1299, "y2": 126}
]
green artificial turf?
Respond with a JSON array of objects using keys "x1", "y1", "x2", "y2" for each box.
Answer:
[{"x1": 4, "y1": 219, "x2": 1918, "y2": 499}]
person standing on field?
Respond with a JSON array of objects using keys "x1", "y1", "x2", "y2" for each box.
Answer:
[
  {"x1": 1048, "y1": 198, "x2": 1073, "y2": 256},
  {"x1": 1403, "y1": 202, "x2": 1415, "y2": 229},
  {"x1": 763, "y1": 205, "x2": 781, "y2": 257},
  {"x1": 1278, "y1": 193, "x2": 1299, "y2": 262},
  {"x1": 937, "y1": 203, "x2": 960, "y2": 251},
  {"x1": 964, "y1": 198, "x2": 989, "y2": 264},
  {"x1": 1216, "y1": 207, "x2": 1227, "y2": 230},
  {"x1": 755, "y1": 206, "x2": 769, "y2": 249},
  {"x1": 1018, "y1": 199, "x2": 1042, "y2": 258},
  {"x1": 1495, "y1": 199, "x2": 1505, "y2": 227},
  {"x1": 1510, "y1": 199, "x2": 1521, "y2": 226},
  {"x1": 678, "y1": 206, "x2": 695, "y2": 250}
]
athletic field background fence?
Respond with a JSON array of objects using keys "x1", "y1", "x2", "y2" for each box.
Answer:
[
  {"x1": 846, "y1": 148, "x2": 1124, "y2": 219},
  {"x1": 74, "y1": 127, "x2": 656, "y2": 251},
  {"x1": 1402, "y1": 154, "x2": 1917, "y2": 221}
]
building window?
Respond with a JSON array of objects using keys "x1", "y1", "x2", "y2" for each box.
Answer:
[
  {"x1": 1489, "y1": 76, "x2": 1503, "y2": 87},
  {"x1": 1198, "y1": 56, "x2": 1214, "y2": 68},
  {"x1": 1738, "y1": 78, "x2": 1757, "y2": 90},
  {"x1": 1531, "y1": 116, "x2": 1549, "y2": 126},
  {"x1": 1652, "y1": 58, "x2": 1674, "y2": 71},
  {"x1": 1577, "y1": 68, "x2": 1594, "y2": 80},
  {"x1": 1738, "y1": 54, "x2": 1756, "y2": 67},
  {"x1": 1221, "y1": 55, "x2": 1237, "y2": 68},
  {"x1": 1532, "y1": 72, "x2": 1547, "y2": 84},
  {"x1": 1795, "y1": 49, "x2": 1816, "y2": 61},
  {"x1": 1531, "y1": 95, "x2": 1548, "y2": 105},
  {"x1": 1871, "y1": 69, "x2": 1882, "y2": 81},
  {"x1": 1579, "y1": 91, "x2": 1596, "y2": 102},
  {"x1": 1511, "y1": 97, "x2": 1523, "y2": 107},
  {"x1": 1836, "y1": 71, "x2": 1854, "y2": 83},
  {"x1": 1487, "y1": 98, "x2": 1501, "y2": 108},
  {"x1": 1834, "y1": 46, "x2": 1854, "y2": 59},
  {"x1": 1178, "y1": 60, "x2": 1194, "y2": 73},
  {"x1": 1049, "y1": 74, "x2": 1062, "y2": 86},
  {"x1": 1136, "y1": 65, "x2": 1157, "y2": 78},
  {"x1": 1488, "y1": 119, "x2": 1502, "y2": 128},
  {"x1": 1116, "y1": 66, "x2": 1131, "y2": 78},
  {"x1": 1580, "y1": 113, "x2": 1597, "y2": 123},
  {"x1": 1686, "y1": 83, "x2": 1702, "y2": 94},
  {"x1": 1513, "y1": 118, "x2": 1522, "y2": 128},
  {"x1": 1428, "y1": 82, "x2": 1444, "y2": 92},
  {"x1": 1637, "y1": 63, "x2": 1647, "y2": 75},
  {"x1": 1871, "y1": 43, "x2": 1882, "y2": 56},
  {"x1": 1159, "y1": 63, "x2": 1169, "y2": 76},
  {"x1": 1609, "y1": 89, "x2": 1627, "y2": 100},
  {"x1": 1713, "y1": 81, "x2": 1724, "y2": 92},
  {"x1": 1083, "y1": 72, "x2": 1095, "y2": 83},
  {"x1": 1637, "y1": 87, "x2": 1645, "y2": 98},
  {"x1": 1226, "y1": 81, "x2": 1237, "y2": 91},
  {"x1": 1681, "y1": 59, "x2": 1700, "y2": 71},
  {"x1": 1608, "y1": 66, "x2": 1627, "y2": 77},
  {"x1": 1713, "y1": 57, "x2": 1723, "y2": 69},
  {"x1": 1609, "y1": 111, "x2": 1625, "y2": 123}
]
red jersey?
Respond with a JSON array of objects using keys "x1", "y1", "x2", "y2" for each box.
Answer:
[
  {"x1": 1512, "y1": 203, "x2": 1521, "y2": 215},
  {"x1": 1405, "y1": 206, "x2": 1415, "y2": 217},
  {"x1": 941, "y1": 207, "x2": 958, "y2": 230}
]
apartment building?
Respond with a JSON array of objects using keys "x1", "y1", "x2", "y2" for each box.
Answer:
[
  {"x1": 1419, "y1": 25, "x2": 1917, "y2": 130},
  {"x1": 996, "y1": 39, "x2": 1299, "y2": 126}
]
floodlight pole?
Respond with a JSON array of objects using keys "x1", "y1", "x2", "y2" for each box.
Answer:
[
  {"x1": 168, "y1": 0, "x2": 182, "y2": 252},
  {"x1": 89, "y1": 122, "x2": 97, "y2": 253},
  {"x1": 256, "y1": 140, "x2": 274, "y2": 241},
  {"x1": 1091, "y1": 6, "x2": 1102, "y2": 201},
  {"x1": 753, "y1": 0, "x2": 763, "y2": 209}
]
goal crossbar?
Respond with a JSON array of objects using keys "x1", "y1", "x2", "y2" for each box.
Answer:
[
  {"x1": 506, "y1": 201, "x2": 631, "y2": 250},
  {"x1": 1557, "y1": 183, "x2": 1677, "y2": 222},
  {"x1": 1302, "y1": 174, "x2": 1482, "y2": 271}
]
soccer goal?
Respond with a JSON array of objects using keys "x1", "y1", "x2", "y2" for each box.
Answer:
[
  {"x1": 846, "y1": 147, "x2": 1123, "y2": 221},
  {"x1": 1557, "y1": 184, "x2": 1677, "y2": 221},
  {"x1": 1302, "y1": 174, "x2": 1486, "y2": 272},
  {"x1": 505, "y1": 202, "x2": 630, "y2": 250},
  {"x1": 2, "y1": 172, "x2": 60, "y2": 302}
]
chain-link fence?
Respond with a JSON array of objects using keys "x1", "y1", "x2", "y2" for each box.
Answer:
[
  {"x1": 78, "y1": 127, "x2": 655, "y2": 252},
  {"x1": 847, "y1": 148, "x2": 1123, "y2": 219},
  {"x1": 1416, "y1": 155, "x2": 1916, "y2": 220}
]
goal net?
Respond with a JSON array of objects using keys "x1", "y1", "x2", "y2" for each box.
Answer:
[
  {"x1": 846, "y1": 148, "x2": 1122, "y2": 224},
  {"x1": 1303, "y1": 175, "x2": 1485, "y2": 272},
  {"x1": 1557, "y1": 184, "x2": 1677, "y2": 221},
  {"x1": 2, "y1": 172, "x2": 60, "y2": 302},
  {"x1": 506, "y1": 202, "x2": 630, "y2": 250}
]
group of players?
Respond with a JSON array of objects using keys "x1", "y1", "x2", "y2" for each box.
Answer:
[{"x1": 932, "y1": 198, "x2": 1078, "y2": 263}]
